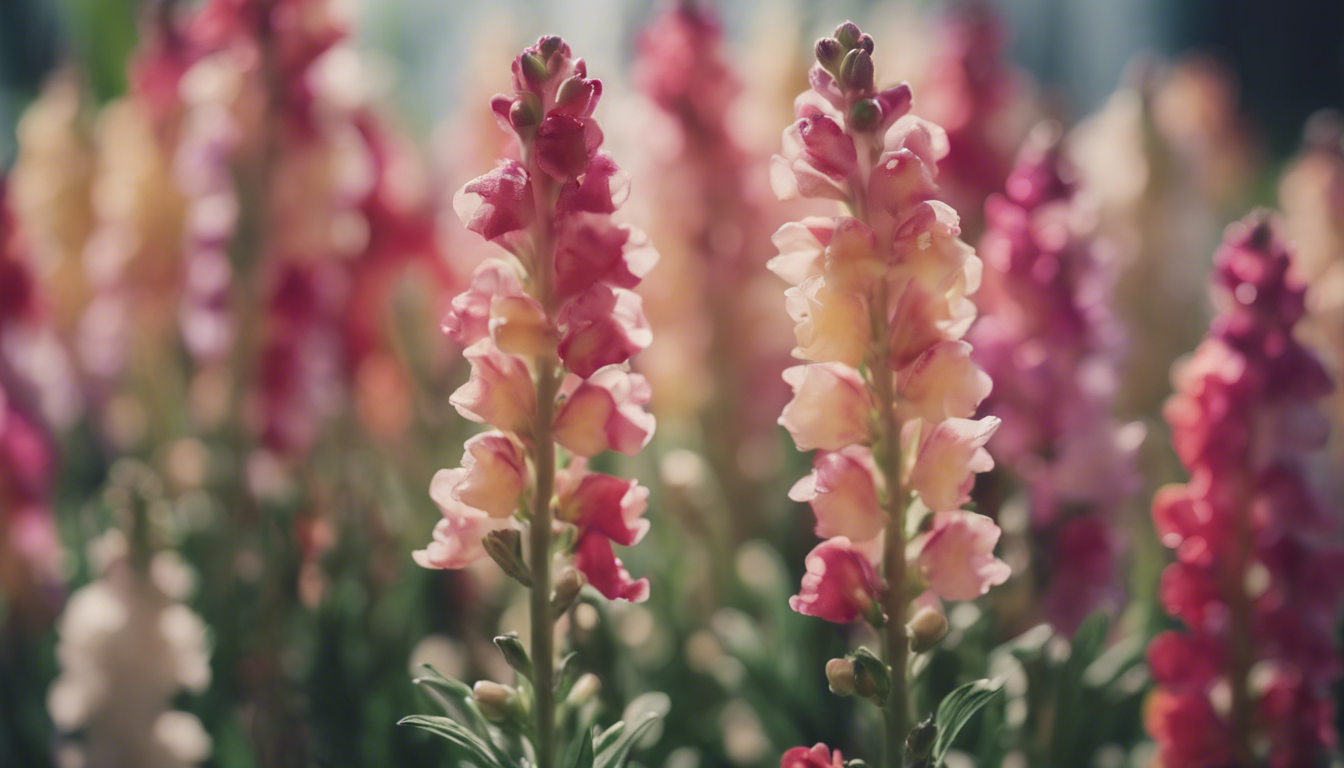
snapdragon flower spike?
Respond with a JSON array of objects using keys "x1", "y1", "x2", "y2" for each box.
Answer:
[
  {"x1": 1146, "y1": 214, "x2": 1341, "y2": 768},
  {"x1": 968, "y1": 123, "x2": 1141, "y2": 634},
  {"x1": 772, "y1": 22, "x2": 1007, "y2": 628},
  {"x1": 0, "y1": 186, "x2": 65, "y2": 615},
  {"x1": 421, "y1": 37, "x2": 657, "y2": 603}
]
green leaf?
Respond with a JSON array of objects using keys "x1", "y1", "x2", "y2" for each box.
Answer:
[
  {"x1": 494, "y1": 634, "x2": 533, "y2": 683},
  {"x1": 555, "y1": 652, "x2": 580, "y2": 695},
  {"x1": 411, "y1": 666, "x2": 492, "y2": 734},
  {"x1": 567, "y1": 727, "x2": 596, "y2": 768},
  {"x1": 410, "y1": 665, "x2": 512, "y2": 765},
  {"x1": 594, "y1": 713, "x2": 661, "y2": 768},
  {"x1": 397, "y1": 715, "x2": 505, "y2": 768},
  {"x1": 931, "y1": 679, "x2": 1004, "y2": 764}
]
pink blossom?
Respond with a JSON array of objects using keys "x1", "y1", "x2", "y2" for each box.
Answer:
[
  {"x1": 453, "y1": 432, "x2": 527, "y2": 519},
  {"x1": 441, "y1": 260, "x2": 525, "y2": 346},
  {"x1": 768, "y1": 217, "x2": 834, "y2": 285},
  {"x1": 914, "y1": 510, "x2": 1010, "y2": 601},
  {"x1": 413, "y1": 469, "x2": 514, "y2": 570},
  {"x1": 780, "y1": 744, "x2": 845, "y2": 768},
  {"x1": 822, "y1": 217, "x2": 883, "y2": 293},
  {"x1": 789, "y1": 446, "x2": 884, "y2": 542},
  {"x1": 452, "y1": 160, "x2": 533, "y2": 247},
  {"x1": 535, "y1": 114, "x2": 604, "y2": 180},
  {"x1": 778, "y1": 363, "x2": 872, "y2": 452},
  {"x1": 908, "y1": 416, "x2": 999, "y2": 511},
  {"x1": 554, "y1": 459, "x2": 651, "y2": 602},
  {"x1": 898, "y1": 340, "x2": 992, "y2": 422},
  {"x1": 558, "y1": 284, "x2": 652, "y2": 378},
  {"x1": 789, "y1": 538, "x2": 883, "y2": 624},
  {"x1": 449, "y1": 340, "x2": 537, "y2": 436},
  {"x1": 1147, "y1": 214, "x2": 1342, "y2": 763},
  {"x1": 784, "y1": 276, "x2": 870, "y2": 367},
  {"x1": 771, "y1": 115, "x2": 857, "y2": 202},
  {"x1": 553, "y1": 214, "x2": 658, "y2": 300},
  {"x1": 489, "y1": 294, "x2": 555, "y2": 358},
  {"x1": 573, "y1": 534, "x2": 649, "y2": 603},
  {"x1": 553, "y1": 368, "x2": 655, "y2": 457}
]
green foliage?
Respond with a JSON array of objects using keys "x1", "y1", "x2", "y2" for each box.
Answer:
[{"x1": 931, "y1": 679, "x2": 1004, "y2": 765}]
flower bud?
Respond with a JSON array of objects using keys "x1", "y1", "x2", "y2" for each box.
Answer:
[
  {"x1": 520, "y1": 52, "x2": 548, "y2": 86},
  {"x1": 849, "y1": 99, "x2": 881, "y2": 132},
  {"x1": 905, "y1": 717, "x2": 938, "y2": 762},
  {"x1": 825, "y1": 658, "x2": 856, "y2": 696},
  {"x1": 834, "y1": 21, "x2": 862, "y2": 50},
  {"x1": 552, "y1": 566, "x2": 586, "y2": 614},
  {"x1": 815, "y1": 38, "x2": 843, "y2": 69},
  {"x1": 564, "y1": 673, "x2": 602, "y2": 708},
  {"x1": 840, "y1": 50, "x2": 874, "y2": 92},
  {"x1": 850, "y1": 648, "x2": 890, "y2": 699},
  {"x1": 494, "y1": 634, "x2": 533, "y2": 682},
  {"x1": 473, "y1": 680, "x2": 516, "y2": 722},
  {"x1": 555, "y1": 75, "x2": 585, "y2": 107},
  {"x1": 538, "y1": 35, "x2": 563, "y2": 60},
  {"x1": 509, "y1": 95, "x2": 540, "y2": 130},
  {"x1": 856, "y1": 34, "x2": 875, "y2": 54},
  {"x1": 906, "y1": 606, "x2": 949, "y2": 653}
]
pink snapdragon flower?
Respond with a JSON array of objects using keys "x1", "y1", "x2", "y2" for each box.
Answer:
[
  {"x1": 413, "y1": 469, "x2": 514, "y2": 570},
  {"x1": 780, "y1": 743, "x2": 845, "y2": 768},
  {"x1": 1146, "y1": 214, "x2": 1341, "y2": 767},
  {"x1": 417, "y1": 36, "x2": 657, "y2": 602},
  {"x1": 772, "y1": 22, "x2": 1008, "y2": 631},
  {"x1": 789, "y1": 538, "x2": 883, "y2": 625},
  {"x1": 968, "y1": 123, "x2": 1142, "y2": 633}
]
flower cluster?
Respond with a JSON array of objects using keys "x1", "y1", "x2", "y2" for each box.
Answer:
[
  {"x1": 416, "y1": 36, "x2": 658, "y2": 603},
  {"x1": 1279, "y1": 111, "x2": 1344, "y2": 469},
  {"x1": 914, "y1": 2, "x2": 1026, "y2": 238},
  {"x1": 969, "y1": 123, "x2": 1143, "y2": 634},
  {"x1": 1146, "y1": 214, "x2": 1342, "y2": 767},
  {"x1": 47, "y1": 533, "x2": 213, "y2": 768},
  {"x1": 627, "y1": 4, "x2": 794, "y2": 529},
  {"x1": 167, "y1": 0, "x2": 442, "y2": 454},
  {"x1": 0, "y1": 184, "x2": 75, "y2": 622},
  {"x1": 770, "y1": 21, "x2": 1008, "y2": 627}
]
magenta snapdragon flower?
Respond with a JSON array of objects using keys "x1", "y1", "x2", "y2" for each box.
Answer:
[
  {"x1": 969, "y1": 123, "x2": 1143, "y2": 634},
  {"x1": 1146, "y1": 214, "x2": 1341, "y2": 768},
  {"x1": 420, "y1": 36, "x2": 658, "y2": 604}
]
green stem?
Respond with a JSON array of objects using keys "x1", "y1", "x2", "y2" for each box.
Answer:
[
  {"x1": 529, "y1": 358, "x2": 558, "y2": 768},
  {"x1": 872, "y1": 314, "x2": 909, "y2": 768},
  {"x1": 525, "y1": 155, "x2": 560, "y2": 768}
]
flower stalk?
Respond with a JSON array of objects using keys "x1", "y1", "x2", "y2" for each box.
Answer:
[
  {"x1": 416, "y1": 35, "x2": 659, "y2": 768},
  {"x1": 771, "y1": 21, "x2": 1009, "y2": 768}
]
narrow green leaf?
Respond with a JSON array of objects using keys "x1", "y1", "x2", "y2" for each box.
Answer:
[
  {"x1": 410, "y1": 666, "x2": 510, "y2": 765},
  {"x1": 566, "y1": 728, "x2": 596, "y2": 768},
  {"x1": 397, "y1": 715, "x2": 505, "y2": 768},
  {"x1": 931, "y1": 679, "x2": 1004, "y2": 764},
  {"x1": 594, "y1": 713, "x2": 661, "y2": 768}
]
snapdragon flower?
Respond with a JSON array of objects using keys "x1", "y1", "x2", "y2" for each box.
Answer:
[
  {"x1": 771, "y1": 21, "x2": 1008, "y2": 766},
  {"x1": 969, "y1": 123, "x2": 1143, "y2": 634},
  {"x1": 416, "y1": 36, "x2": 657, "y2": 768},
  {"x1": 48, "y1": 533, "x2": 213, "y2": 768},
  {"x1": 1146, "y1": 214, "x2": 1341, "y2": 767}
]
